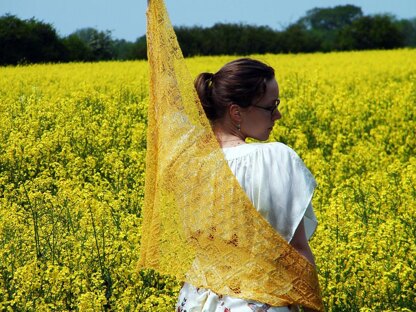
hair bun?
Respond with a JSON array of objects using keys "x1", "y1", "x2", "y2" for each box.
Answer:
[
  {"x1": 195, "y1": 72, "x2": 217, "y2": 120},
  {"x1": 202, "y1": 72, "x2": 214, "y2": 87}
]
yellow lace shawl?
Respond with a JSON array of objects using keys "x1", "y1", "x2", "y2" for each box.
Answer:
[{"x1": 138, "y1": 1, "x2": 324, "y2": 310}]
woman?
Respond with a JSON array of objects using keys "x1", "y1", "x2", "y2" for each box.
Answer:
[
  {"x1": 143, "y1": 1, "x2": 323, "y2": 310},
  {"x1": 176, "y1": 58, "x2": 319, "y2": 312}
]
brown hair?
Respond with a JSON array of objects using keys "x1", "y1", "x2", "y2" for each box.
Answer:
[{"x1": 194, "y1": 58, "x2": 275, "y2": 121}]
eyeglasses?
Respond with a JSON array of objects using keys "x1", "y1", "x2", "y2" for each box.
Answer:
[{"x1": 252, "y1": 98, "x2": 280, "y2": 116}]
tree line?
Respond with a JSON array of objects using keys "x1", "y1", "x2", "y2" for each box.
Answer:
[
  {"x1": 176, "y1": 5, "x2": 415, "y2": 56},
  {"x1": 1, "y1": 5, "x2": 415, "y2": 66}
]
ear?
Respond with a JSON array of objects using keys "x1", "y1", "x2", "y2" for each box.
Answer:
[{"x1": 228, "y1": 104, "x2": 242, "y2": 124}]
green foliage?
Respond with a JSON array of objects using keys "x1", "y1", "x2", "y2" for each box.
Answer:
[
  {"x1": 392, "y1": 18, "x2": 416, "y2": 47},
  {"x1": 171, "y1": 8, "x2": 413, "y2": 56},
  {"x1": 112, "y1": 39, "x2": 136, "y2": 60},
  {"x1": 295, "y1": 5, "x2": 363, "y2": 51},
  {"x1": 61, "y1": 34, "x2": 94, "y2": 62},
  {"x1": 277, "y1": 24, "x2": 322, "y2": 53},
  {"x1": 175, "y1": 23, "x2": 278, "y2": 56},
  {"x1": 298, "y1": 5, "x2": 363, "y2": 31},
  {"x1": 70, "y1": 28, "x2": 115, "y2": 61},
  {"x1": 129, "y1": 36, "x2": 148, "y2": 60},
  {"x1": 0, "y1": 6, "x2": 416, "y2": 66},
  {"x1": 337, "y1": 15, "x2": 405, "y2": 50},
  {"x1": 0, "y1": 14, "x2": 66, "y2": 65}
]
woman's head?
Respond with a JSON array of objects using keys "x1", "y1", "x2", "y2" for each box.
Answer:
[
  {"x1": 195, "y1": 58, "x2": 281, "y2": 142},
  {"x1": 195, "y1": 58, "x2": 276, "y2": 121}
]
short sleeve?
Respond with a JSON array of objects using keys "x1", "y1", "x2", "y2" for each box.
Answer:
[
  {"x1": 224, "y1": 143, "x2": 317, "y2": 243},
  {"x1": 259, "y1": 143, "x2": 317, "y2": 242}
]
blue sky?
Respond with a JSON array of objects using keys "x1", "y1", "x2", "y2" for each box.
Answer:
[{"x1": 1, "y1": 0, "x2": 415, "y2": 41}]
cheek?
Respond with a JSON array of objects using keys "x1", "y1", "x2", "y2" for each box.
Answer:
[
  {"x1": 249, "y1": 116, "x2": 264, "y2": 128},
  {"x1": 242, "y1": 111, "x2": 269, "y2": 132}
]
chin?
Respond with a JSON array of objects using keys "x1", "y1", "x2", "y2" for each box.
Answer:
[
  {"x1": 248, "y1": 131, "x2": 271, "y2": 142},
  {"x1": 254, "y1": 134, "x2": 270, "y2": 141}
]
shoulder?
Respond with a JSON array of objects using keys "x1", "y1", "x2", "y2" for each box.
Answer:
[
  {"x1": 257, "y1": 143, "x2": 314, "y2": 181},
  {"x1": 222, "y1": 142, "x2": 300, "y2": 162},
  {"x1": 252, "y1": 142, "x2": 301, "y2": 163},
  {"x1": 255, "y1": 142, "x2": 297, "y2": 155}
]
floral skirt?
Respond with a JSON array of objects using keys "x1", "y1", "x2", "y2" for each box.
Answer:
[{"x1": 176, "y1": 283, "x2": 297, "y2": 312}]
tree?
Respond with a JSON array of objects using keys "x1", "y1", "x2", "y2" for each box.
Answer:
[
  {"x1": 128, "y1": 36, "x2": 147, "y2": 60},
  {"x1": 278, "y1": 24, "x2": 322, "y2": 53},
  {"x1": 112, "y1": 39, "x2": 136, "y2": 60},
  {"x1": 396, "y1": 18, "x2": 416, "y2": 46},
  {"x1": 175, "y1": 26, "x2": 205, "y2": 56},
  {"x1": 0, "y1": 15, "x2": 65, "y2": 65},
  {"x1": 298, "y1": 5, "x2": 363, "y2": 31},
  {"x1": 70, "y1": 28, "x2": 115, "y2": 61},
  {"x1": 337, "y1": 15, "x2": 405, "y2": 50},
  {"x1": 296, "y1": 5, "x2": 363, "y2": 50},
  {"x1": 175, "y1": 23, "x2": 279, "y2": 56},
  {"x1": 61, "y1": 34, "x2": 93, "y2": 62}
]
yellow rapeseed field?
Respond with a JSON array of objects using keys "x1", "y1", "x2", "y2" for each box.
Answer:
[{"x1": 0, "y1": 49, "x2": 415, "y2": 311}]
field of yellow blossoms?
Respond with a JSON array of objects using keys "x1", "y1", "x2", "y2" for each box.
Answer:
[{"x1": 0, "y1": 49, "x2": 415, "y2": 311}]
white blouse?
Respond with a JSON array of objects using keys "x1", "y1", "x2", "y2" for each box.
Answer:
[{"x1": 176, "y1": 142, "x2": 318, "y2": 312}]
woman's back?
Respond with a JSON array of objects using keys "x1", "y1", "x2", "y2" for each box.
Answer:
[{"x1": 176, "y1": 142, "x2": 318, "y2": 311}]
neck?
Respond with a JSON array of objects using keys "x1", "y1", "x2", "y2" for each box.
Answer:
[{"x1": 212, "y1": 122, "x2": 246, "y2": 148}]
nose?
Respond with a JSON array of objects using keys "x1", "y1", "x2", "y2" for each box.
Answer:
[{"x1": 272, "y1": 110, "x2": 281, "y2": 121}]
